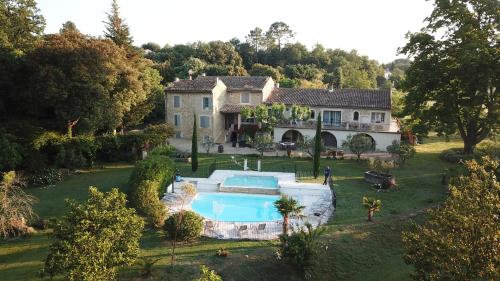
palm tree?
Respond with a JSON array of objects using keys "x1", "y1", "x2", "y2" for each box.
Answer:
[
  {"x1": 274, "y1": 195, "x2": 304, "y2": 235},
  {"x1": 362, "y1": 197, "x2": 381, "y2": 222}
]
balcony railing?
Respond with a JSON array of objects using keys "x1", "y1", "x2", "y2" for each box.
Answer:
[{"x1": 275, "y1": 119, "x2": 400, "y2": 133}]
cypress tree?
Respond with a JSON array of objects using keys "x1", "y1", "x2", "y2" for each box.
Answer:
[
  {"x1": 313, "y1": 113, "x2": 322, "y2": 178},
  {"x1": 191, "y1": 114, "x2": 198, "y2": 172}
]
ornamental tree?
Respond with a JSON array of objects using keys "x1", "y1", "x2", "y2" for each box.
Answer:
[
  {"x1": 274, "y1": 195, "x2": 304, "y2": 235},
  {"x1": 402, "y1": 157, "x2": 499, "y2": 280},
  {"x1": 400, "y1": 0, "x2": 499, "y2": 154},
  {"x1": 251, "y1": 133, "x2": 275, "y2": 158},
  {"x1": 313, "y1": 113, "x2": 322, "y2": 178},
  {"x1": 362, "y1": 197, "x2": 381, "y2": 222},
  {"x1": 42, "y1": 187, "x2": 144, "y2": 281},
  {"x1": 342, "y1": 134, "x2": 375, "y2": 161},
  {"x1": 191, "y1": 114, "x2": 198, "y2": 172}
]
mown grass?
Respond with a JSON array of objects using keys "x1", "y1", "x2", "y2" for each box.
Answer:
[{"x1": 0, "y1": 135, "x2": 463, "y2": 281}]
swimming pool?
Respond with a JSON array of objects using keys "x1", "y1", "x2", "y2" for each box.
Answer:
[
  {"x1": 191, "y1": 192, "x2": 282, "y2": 222},
  {"x1": 222, "y1": 175, "x2": 278, "y2": 189}
]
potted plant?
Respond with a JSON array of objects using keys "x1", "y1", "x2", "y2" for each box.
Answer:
[{"x1": 364, "y1": 158, "x2": 396, "y2": 189}]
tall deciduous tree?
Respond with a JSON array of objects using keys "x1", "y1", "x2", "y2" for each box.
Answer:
[
  {"x1": 26, "y1": 27, "x2": 157, "y2": 135},
  {"x1": 103, "y1": 0, "x2": 133, "y2": 48},
  {"x1": 191, "y1": 114, "x2": 198, "y2": 172},
  {"x1": 400, "y1": 0, "x2": 499, "y2": 154},
  {"x1": 42, "y1": 187, "x2": 144, "y2": 281},
  {"x1": 0, "y1": 0, "x2": 45, "y2": 54},
  {"x1": 313, "y1": 113, "x2": 322, "y2": 178},
  {"x1": 402, "y1": 157, "x2": 499, "y2": 280},
  {"x1": 266, "y1": 22, "x2": 295, "y2": 51}
]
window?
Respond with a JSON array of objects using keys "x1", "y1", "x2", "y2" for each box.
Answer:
[
  {"x1": 353, "y1": 111, "x2": 359, "y2": 121},
  {"x1": 240, "y1": 92, "x2": 250, "y2": 103},
  {"x1": 310, "y1": 110, "x2": 315, "y2": 119},
  {"x1": 173, "y1": 96, "x2": 180, "y2": 108},
  {"x1": 200, "y1": 116, "x2": 210, "y2": 128},
  {"x1": 323, "y1": 111, "x2": 341, "y2": 125},
  {"x1": 175, "y1": 131, "x2": 182, "y2": 138},
  {"x1": 202, "y1": 97, "x2": 212, "y2": 110},
  {"x1": 174, "y1": 114, "x2": 181, "y2": 127},
  {"x1": 371, "y1": 112, "x2": 385, "y2": 123}
]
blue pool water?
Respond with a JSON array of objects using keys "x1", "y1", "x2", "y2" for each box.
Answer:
[
  {"x1": 191, "y1": 192, "x2": 282, "y2": 222},
  {"x1": 222, "y1": 175, "x2": 278, "y2": 189}
]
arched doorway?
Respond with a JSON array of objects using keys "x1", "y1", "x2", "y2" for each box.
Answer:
[
  {"x1": 321, "y1": 131, "x2": 337, "y2": 148},
  {"x1": 281, "y1": 130, "x2": 304, "y2": 143}
]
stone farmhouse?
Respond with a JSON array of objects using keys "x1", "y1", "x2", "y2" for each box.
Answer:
[{"x1": 165, "y1": 75, "x2": 401, "y2": 151}]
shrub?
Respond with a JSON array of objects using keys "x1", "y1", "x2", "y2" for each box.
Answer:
[
  {"x1": 440, "y1": 148, "x2": 474, "y2": 163},
  {"x1": 129, "y1": 155, "x2": 174, "y2": 192},
  {"x1": 386, "y1": 140, "x2": 416, "y2": 165},
  {"x1": 148, "y1": 145, "x2": 176, "y2": 157},
  {"x1": 129, "y1": 155, "x2": 174, "y2": 228},
  {"x1": 32, "y1": 132, "x2": 98, "y2": 169},
  {"x1": 367, "y1": 158, "x2": 396, "y2": 174},
  {"x1": 476, "y1": 140, "x2": 500, "y2": 159},
  {"x1": 0, "y1": 132, "x2": 23, "y2": 171},
  {"x1": 164, "y1": 210, "x2": 203, "y2": 241},
  {"x1": 134, "y1": 180, "x2": 167, "y2": 228},
  {"x1": 29, "y1": 168, "x2": 63, "y2": 186},
  {"x1": 193, "y1": 265, "x2": 223, "y2": 281},
  {"x1": 278, "y1": 223, "x2": 325, "y2": 278}
]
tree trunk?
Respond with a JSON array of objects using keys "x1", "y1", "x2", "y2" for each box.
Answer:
[
  {"x1": 66, "y1": 118, "x2": 79, "y2": 138},
  {"x1": 283, "y1": 215, "x2": 288, "y2": 235},
  {"x1": 463, "y1": 139, "x2": 476, "y2": 155},
  {"x1": 367, "y1": 209, "x2": 373, "y2": 222}
]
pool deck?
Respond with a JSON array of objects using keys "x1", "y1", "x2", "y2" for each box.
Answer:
[{"x1": 163, "y1": 170, "x2": 334, "y2": 240}]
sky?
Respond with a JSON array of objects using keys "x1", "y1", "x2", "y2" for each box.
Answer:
[{"x1": 36, "y1": 0, "x2": 435, "y2": 63}]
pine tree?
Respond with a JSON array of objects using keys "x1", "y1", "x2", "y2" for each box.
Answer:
[
  {"x1": 103, "y1": 0, "x2": 133, "y2": 48},
  {"x1": 191, "y1": 114, "x2": 198, "y2": 172},
  {"x1": 313, "y1": 113, "x2": 321, "y2": 178}
]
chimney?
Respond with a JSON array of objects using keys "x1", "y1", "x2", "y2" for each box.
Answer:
[
  {"x1": 174, "y1": 77, "x2": 180, "y2": 82},
  {"x1": 275, "y1": 82, "x2": 280, "y2": 88}
]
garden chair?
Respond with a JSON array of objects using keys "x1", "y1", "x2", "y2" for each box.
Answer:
[
  {"x1": 236, "y1": 225, "x2": 249, "y2": 238},
  {"x1": 253, "y1": 223, "x2": 266, "y2": 234}
]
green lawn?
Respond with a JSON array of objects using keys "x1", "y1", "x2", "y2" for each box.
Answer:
[{"x1": 0, "y1": 136, "x2": 462, "y2": 281}]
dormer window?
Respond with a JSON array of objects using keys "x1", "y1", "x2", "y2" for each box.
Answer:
[
  {"x1": 240, "y1": 92, "x2": 250, "y2": 104},
  {"x1": 353, "y1": 111, "x2": 359, "y2": 121}
]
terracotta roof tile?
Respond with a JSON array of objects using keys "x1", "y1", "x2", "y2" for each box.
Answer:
[
  {"x1": 265, "y1": 88, "x2": 391, "y2": 110},
  {"x1": 219, "y1": 104, "x2": 255, "y2": 113}
]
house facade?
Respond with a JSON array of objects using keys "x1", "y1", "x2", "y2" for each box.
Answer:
[{"x1": 165, "y1": 76, "x2": 401, "y2": 151}]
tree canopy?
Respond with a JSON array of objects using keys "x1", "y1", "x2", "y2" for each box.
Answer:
[
  {"x1": 23, "y1": 26, "x2": 161, "y2": 135},
  {"x1": 402, "y1": 157, "x2": 499, "y2": 280},
  {"x1": 42, "y1": 187, "x2": 144, "y2": 281},
  {"x1": 400, "y1": 0, "x2": 499, "y2": 154}
]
